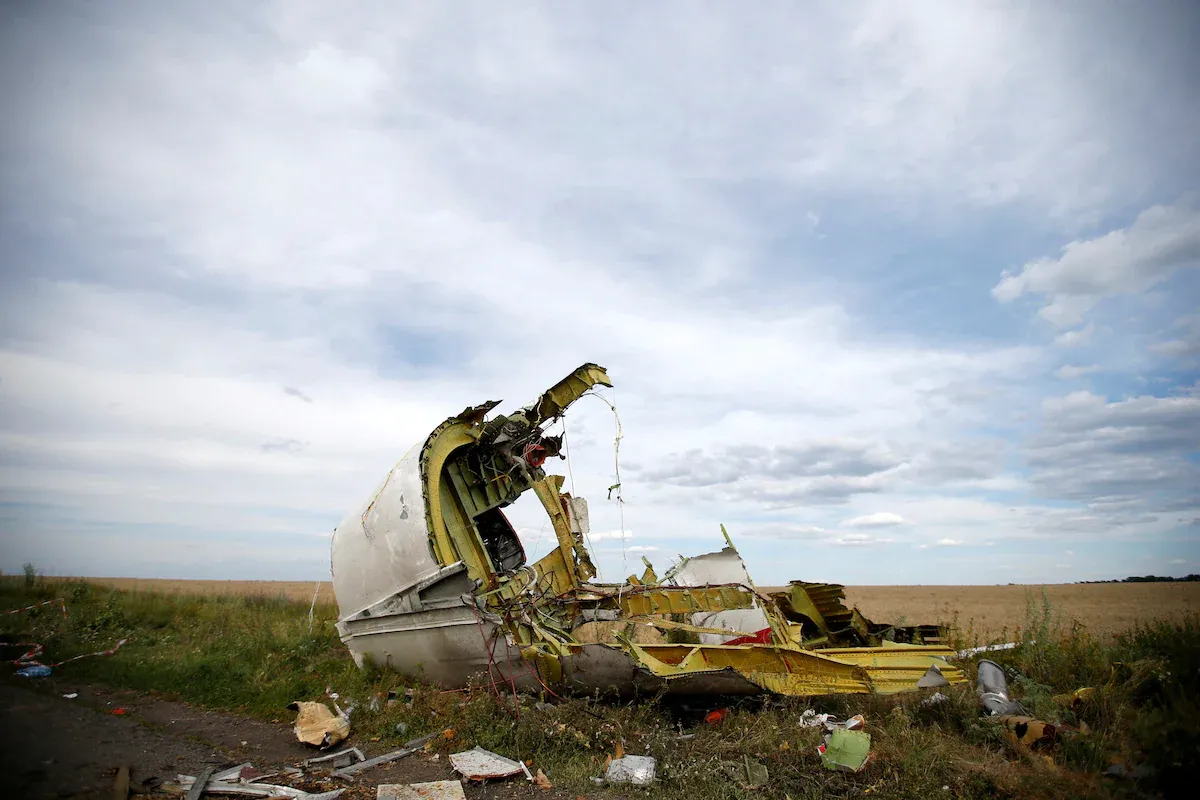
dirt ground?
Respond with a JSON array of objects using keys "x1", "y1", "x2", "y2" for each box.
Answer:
[
  {"x1": 56, "y1": 578, "x2": 1200, "y2": 641},
  {"x1": 0, "y1": 676, "x2": 577, "y2": 800}
]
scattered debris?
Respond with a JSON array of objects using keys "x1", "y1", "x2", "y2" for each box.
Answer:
[
  {"x1": 16, "y1": 665, "x2": 52, "y2": 677},
  {"x1": 921, "y1": 692, "x2": 949, "y2": 707},
  {"x1": 799, "y1": 710, "x2": 865, "y2": 732},
  {"x1": 916, "y1": 664, "x2": 950, "y2": 688},
  {"x1": 799, "y1": 709, "x2": 831, "y2": 728},
  {"x1": 331, "y1": 735, "x2": 434, "y2": 778},
  {"x1": 289, "y1": 701, "x2": 351, "y2": 748},
  {"x1": 997, "y1": 715, "x2": 1059, "y2": 749},
  {"x1": 185, "y1": 766, "x2": 214, "y2": 800},
  {"x1": 449, "y1": 747, "x2": 526, "y2": 781},
  {"x1": 113, "y1": 765, "x2": 130, "y2": 800},
  {"x1": 1052, "y1": 687, "x2": 1095, "y2": 709},
  {"x1": 304, "y1": 748, "x2": 366, "y2": 770},
  {"x1": 378, "y1": 781, "x2": 466, "y2": 800},
  {"x1": 829, "y1": 714, "x2": 865, "y2": 732},
  {"x1": 819, "y1": 729, "x2": 873, "y2": 773},
  {"x1": 175, "y1": 769, "x2": 345, "y2": 799},
  {"x1": 111, "y1": 708, "x2": 128, "y2": 716},
  {"x1": 604, "y1": 755, "x2": 657, "y2": 785},
  {"x1": 211, "y1": 764, "x2": 252, "y2": 782},
  {"x1": 704, "y1": 708, "x2": 728, "y2": 725},
  {"x1": 63, "y1": 692, "x2": 78, "y2": 699},
  {"x1": 956, "y1": 641, "x2": 1022, "y2": 658},
  {"x1": 533, "y1": 769, "x2": 553, "y2": 790},
  {"x1": 976, "y1": 660, "x2": 1027, "y2": 716}
]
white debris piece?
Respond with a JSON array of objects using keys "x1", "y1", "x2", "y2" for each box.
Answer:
[
  {"x1": 604, "y1": 755, "x2": 657, "y2": 785},
  {"x1": 449, "y1": 747, "x2": 526, "y2": 780}
]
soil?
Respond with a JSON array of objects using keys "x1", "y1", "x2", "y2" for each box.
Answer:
[{"x1": 0, "y1": 676, "x2": 583, "y2": 800}]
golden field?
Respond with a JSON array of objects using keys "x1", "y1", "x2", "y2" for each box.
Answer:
[{"x1": 52, "y1": 577, "x2": 1200, "y2": 640}]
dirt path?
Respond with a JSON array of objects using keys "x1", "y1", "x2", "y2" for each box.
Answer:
[{"x1": 0, "y1": 676, "x2": 579, "y2": 799}]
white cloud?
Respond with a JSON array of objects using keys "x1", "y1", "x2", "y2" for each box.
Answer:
[
  {"x1": 585, "y1": 530, "x2": 634, "y2": 542},
  {"x1": 1, "y1": 2, "x2": 1196, "y2": 583},
  {"x1": 841, "y1": 512, "x2": 907, "y2": 528},
  {"x1": 935, "y1": 538, "x2": 964, "y2": 546},
  {"x1": 1054, "y1": 324, "x2": 1095, "y2": 347},
  {"x1": 994, "y1": 204, "x2": 1200, "y2": 327},
  {"x1": 1055, "y1": 364, "x2": 1101, "y2": 379}
]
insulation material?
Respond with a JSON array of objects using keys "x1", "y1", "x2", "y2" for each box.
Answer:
[{"x1": 288, "y1": 701, "x2": 351, "y2": 747}]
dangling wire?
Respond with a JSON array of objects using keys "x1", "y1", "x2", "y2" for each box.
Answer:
[
  {"x1": 585, "y1": 388, "x2": 627, "y2": 575},
  {"x1": 561, "y1": 414, "x2": 603, "y2": 582}
]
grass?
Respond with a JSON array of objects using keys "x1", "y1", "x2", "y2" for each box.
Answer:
[{"x1": 3, "y1": 575, "x2": 1197, "y2": 799}]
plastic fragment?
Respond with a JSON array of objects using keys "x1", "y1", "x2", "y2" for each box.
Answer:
[
  {"x1": 743, "y1": 757, "x2": 769, "y2": 787},
  {"x1": 17, "y1": 665, "x2": 52, "y2": 678},
  {"x1": 799, "y1": 709, "x2": 831, "y2": 728},
  {"x1": 704, "y1": 708, "x2": 728, "y2": 724},
  {"x1": 819, "y1": 729, "x2": 873, "y2": 772}
]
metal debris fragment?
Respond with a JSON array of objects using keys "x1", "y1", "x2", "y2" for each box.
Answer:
[
  {"x1": 304, "y1": 747, "x2": 366, "y2": 769},
  {"x1": 331, "y1": 735, "x2": 434, "y2": 778},
  {"x1": 176, "y1": 770, "x2": 345, "y2": 799},
  {"x1": 449, "y1": 747, "x2": 526, "y2": 780},
  {"x1": 184, "y1": 766, "x2": 213, "y2": 800},
  {"x1": 976, "y1": 660, "x2": 1027, "y2": 716}
]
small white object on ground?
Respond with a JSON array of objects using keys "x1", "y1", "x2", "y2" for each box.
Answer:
[{"x1": 605, "y1": 755, "x2": 657, "y2": 785}]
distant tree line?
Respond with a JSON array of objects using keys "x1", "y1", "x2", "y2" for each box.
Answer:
[{"x1": 1078, "y1": 574, "x2": 1200, "y2": 584}]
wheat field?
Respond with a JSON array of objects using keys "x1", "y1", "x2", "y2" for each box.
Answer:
[{"x1": 49, "y1": 577, "x2": 1199, "y2": 640}]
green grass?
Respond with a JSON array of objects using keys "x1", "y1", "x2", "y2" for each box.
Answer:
[{"x1": 3, "y1": 576, "x2": 1197, "y2": 799}]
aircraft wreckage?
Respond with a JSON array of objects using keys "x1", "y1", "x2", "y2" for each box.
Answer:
[{"x1": 331, "y1": 364, "x2": 963, "y2": 697}]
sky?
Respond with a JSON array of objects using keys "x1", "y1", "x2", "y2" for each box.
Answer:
[{"x1": 1, "y1": 1, "x2": 1198, "y2": 586}]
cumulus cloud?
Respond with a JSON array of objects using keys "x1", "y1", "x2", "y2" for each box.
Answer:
[
  {"x1": 993, "y1": 204, "x2": 1200, "y2": 327},
  {"x1": 1, "y1": 2, "x2": 1196, "y2": 581}
]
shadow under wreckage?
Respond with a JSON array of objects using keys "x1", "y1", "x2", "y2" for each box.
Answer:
[{"x1": 331, "y1": 364, "x2": 963, "y2": 697}]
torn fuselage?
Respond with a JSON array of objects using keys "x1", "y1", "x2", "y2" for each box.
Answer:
[{"x1": 331, "y1": 363, "x2": 963, "y2": 696}]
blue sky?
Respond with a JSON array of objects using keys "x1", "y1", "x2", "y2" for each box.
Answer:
[{"x1": 1, "y1": 1, "x2": 1197, "y2": 585}]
